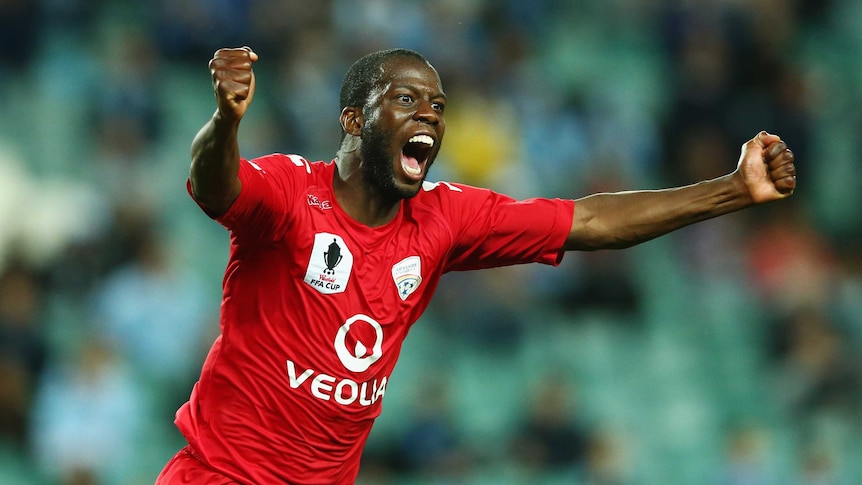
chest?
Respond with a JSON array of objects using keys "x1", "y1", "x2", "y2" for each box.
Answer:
[{"x1": 277, "y1": 193, "x2": 449, "y2": 324}]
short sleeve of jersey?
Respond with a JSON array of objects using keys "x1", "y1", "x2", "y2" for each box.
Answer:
[
  {"x1": 188, "y1": 154, "x2": 308, "y2": 242},
  {"x1": 433, "y1": 182, "x2": 575, "y2": 272}
]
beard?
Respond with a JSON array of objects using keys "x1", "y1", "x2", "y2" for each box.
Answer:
[{"x1": 359, "y1": 122, "x2": 429, "y2": 202}]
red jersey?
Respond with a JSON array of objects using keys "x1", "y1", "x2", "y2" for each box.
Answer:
[{"x1": 175, "y1": 154, "x2": 574, "y2": 484}]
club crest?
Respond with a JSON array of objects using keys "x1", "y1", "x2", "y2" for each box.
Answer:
[{"x1": 392, "y1": 256, "x2": 422, "y2": 301}]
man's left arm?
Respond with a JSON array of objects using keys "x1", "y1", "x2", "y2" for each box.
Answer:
[{"x1": 564, "y1": 131, "x2": 796, "y2": 251}]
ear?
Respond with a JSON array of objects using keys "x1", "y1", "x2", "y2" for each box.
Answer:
[{"x1": 340, "y1": 107, "x2": 364, "y2": 137}]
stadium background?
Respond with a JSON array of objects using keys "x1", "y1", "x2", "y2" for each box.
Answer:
[{"x1": 0, "y1": 0, "x2": 860, "y2": 483}]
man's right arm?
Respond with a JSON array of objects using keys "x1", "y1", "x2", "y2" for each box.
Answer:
[{"x1": 190, "y1": 47, "x2": 258, "y2": 217}]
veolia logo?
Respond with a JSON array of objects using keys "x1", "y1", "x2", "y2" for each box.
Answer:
[{"x1": 334, "y1": 314, "x2": 383, "y2": 373}]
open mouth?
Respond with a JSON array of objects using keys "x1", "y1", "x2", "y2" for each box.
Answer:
[{"x1": 400, "y1": 134, "x2": 434, "y2": 179}]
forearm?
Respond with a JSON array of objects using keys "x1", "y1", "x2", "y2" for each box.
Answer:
[
  {"x1": 189, "y1": 111, "x2": 243, "y2": 215},
  {"x1": 565, "y1": 173, "x2": 752, "y2": 251}
]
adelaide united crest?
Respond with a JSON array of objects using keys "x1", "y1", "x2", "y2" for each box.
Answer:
[{"x1": 392, "y1": 256, "x2": 422, "y2": 301}]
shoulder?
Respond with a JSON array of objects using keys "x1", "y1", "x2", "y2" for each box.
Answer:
[
  {"x1": 415, "y1": 180, "x2": 489, "y2": 202},
  {"x1": 244, "y1": 153, "x2": 328, "y2": 173},
  {"x1": 412, "y1": 179, "x2": 503, "y2": 210},
  {"x1": 241, "y1": 154, "x2": 333, "y2": 184},
  {"x1": 406, "y1": 180, "x2": 498, "y2": 229}
]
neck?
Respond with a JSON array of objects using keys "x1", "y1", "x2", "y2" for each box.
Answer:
[{"x1": 333, "y1": 153, "x2": 401, "y2": 227}]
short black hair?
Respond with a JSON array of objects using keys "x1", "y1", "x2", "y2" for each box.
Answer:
[{"x1": 339, "y1": 48, "x2": 430, "y2": 111}]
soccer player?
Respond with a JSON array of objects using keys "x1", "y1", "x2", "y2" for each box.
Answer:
[{"x1": 156, "y1": 47, "x2": 796, "y2": 484}]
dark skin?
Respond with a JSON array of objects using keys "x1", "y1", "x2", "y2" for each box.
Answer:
[
  {"x1": 335, "y1": 56, "x2": 447, "y2": 224},
  {"x1": 191, "y1": 47, "x2": 796, "y2": 249}
]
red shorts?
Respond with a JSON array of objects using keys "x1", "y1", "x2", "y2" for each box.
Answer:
[{"x1": 156, "y1": 446, "x2": 239, "y2": 485}]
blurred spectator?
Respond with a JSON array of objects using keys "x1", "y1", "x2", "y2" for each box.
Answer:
[
  {"x1": 87, "y1": 28, "x2": 167, "y2": 206},
  {"x1": 510, "y1": 376, "x2": 591, "y2": 476},
  {"x1": 430, "y1": 266, "x2": 529, "y2": 355},
  {"x1": 0, "y1": 150, "x2": 103, "y2": 275},
  {"x1": 0, "y1": 260, "x2": 47, "y2": 447},
  {"x1": 91, "y1": 214, "x2": 211, "y2": 414},
  {"x1": 249, "y1": 1, "x2": 331, "y2": 56},
  {"x1": 770, "y1": 306, "x2": 861, "y2": 427},
  {"x1": 0, "y1": 0, "x2": 39, "y2": 69},
  {"x1": 550, "y1": 169, "x2": 642, "y2": 319},
  {"x1": 154, "y1": 0, "x2": 253, "y2": 62},
  {"x1": 583, "y1": 428, "x2": 631, "y2": 485},
  {"x1": 31, "y1": 337, "x2": 151, "y2": 485},
  {"x1": 718, "y1": 424, "x2": 777, "y2": 485},
  {"x1": 832, "y1": 238, "x2": 862, "y2": 343},
  {"x1": 49, "y1": 202, "x2": 159, "y2": 298},
  {"x1": 391, "y1": 379, "x2": 472, "y2": 480},
  {"x1": 92, "y1": 29, "x2": 162, "y2": 148},
  {"x1": 745, "y1": 203, "x2": 836, "y2": 315},
  {"x1": 39, "y1": 0, "x2": 96, "y2": 30},
  {"x1": 270, "y1": 26, "x2": 342, "y2": 159},
  {"x1": 658, "y1": 4, "x2": 739, "y2": 186},
  {"x1": 800, "y1": 445, "x2": 846, "y2": 485},
  {"x1": 436, "y1": 84, "x2": 521, "y2": 188}
]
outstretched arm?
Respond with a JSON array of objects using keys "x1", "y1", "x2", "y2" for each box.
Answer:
[
  {"x1": 564, "y1": 131, "x2": 796, "y2": 251},
  {"x1": 190, "y1": 47, "x2": 258, "y2": 216}
]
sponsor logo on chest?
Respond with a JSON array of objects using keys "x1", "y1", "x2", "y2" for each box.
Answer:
[{"x1": 286, "y1": 314, "x2": 388, "y2": 408}]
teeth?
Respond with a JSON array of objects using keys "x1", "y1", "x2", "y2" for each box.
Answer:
[
  {"x1": 403, "y1": 164, "x2": 422, "y2": 176},
  {"x1": 408, "y1": 135, "x2": 434, "y2": 147}
]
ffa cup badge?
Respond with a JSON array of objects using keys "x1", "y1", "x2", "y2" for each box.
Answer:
[{"x1": 304, "y1": 233, "x2": 353, "y2": 294}]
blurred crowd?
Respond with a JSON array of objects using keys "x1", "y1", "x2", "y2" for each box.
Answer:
[{"x1": 0, "y1": 0, "x2": 860, "y2": 484}]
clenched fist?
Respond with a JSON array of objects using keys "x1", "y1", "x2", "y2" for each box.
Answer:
[
  {"x1": 736, "y1": 131, "x2": 797, "y2": 204},
  {"x1": 210, "y1": 47, "x2": 258, "y2": 123}
]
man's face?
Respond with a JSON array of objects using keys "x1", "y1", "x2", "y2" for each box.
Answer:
[{"x1": 359, "y1": 57, "x2": 446, "y2": 201}]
